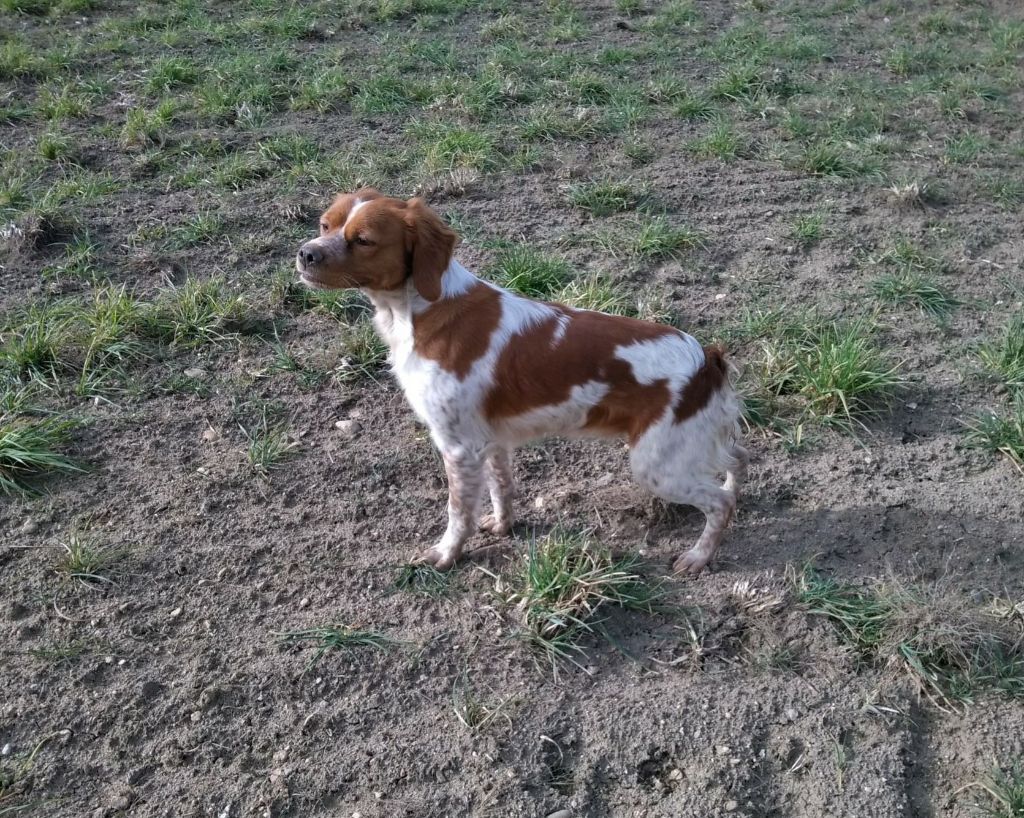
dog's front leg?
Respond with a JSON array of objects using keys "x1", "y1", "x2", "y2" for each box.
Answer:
[
  {"x1": 480, "y1": 447, "x2": 515, "y2": 536},
  {"x1": 416, "y1": 449, "x2": 485, "y2": 570}
]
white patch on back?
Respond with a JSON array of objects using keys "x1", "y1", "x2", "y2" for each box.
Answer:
[{"x1": 615, "y1": 332, "x2": 704, "y2": 389}]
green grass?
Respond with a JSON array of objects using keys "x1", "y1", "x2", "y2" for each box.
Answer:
[
  {"x1": 737, "y1": 311, "x2": 902, "y2": 432},
  {"x1": 962, "y1": 764, "x2": 1024, "y2": 818},
  {"x1": 792, "y1": 565, "x2": 1024, "y2": 705},
  {"x1": 279, "y1": 624, "x2": 396, "y2": 668},
  {"x1": 335, "y1": 319, "x2": 388, "y2": 383},
  {"x1": 872, "y1": 272, "x2": 959, "y2": 321},
  {"x1": 797, "y1": 140, "x2": 878, "y2": 178},
  {"x1": 422, "y1": 126, "x2": 496, "y2": 172},
  {"x1": 789, "y1": 213, "x2": 825, "y2": 247},
  {"x1": 57, "y1": 531, "x2": 124, "y2": 585},
  {"x1": 394, "y1": 563, "x2": 454, "y2": 597},
  {"x1": 0, "y1": 412, "x2": 80, "y2": 495},
  {"x1": 0, "y1": 302, "x2": 75, "y2": 381},
  {"x1": 944, "y1": 133, "x2": 987, "y2": 165},
  {"x1": 145, "y1": 56, "x2": 198, "y2": 93},
  {"x1": 567, "y1": 180, "x2": 644, "y2": 216},
  {"x1": 687, "y1": 121, "x2": 747, "y2": 161},
  {"x1": 141, "y1": 278, "x2": 250, "y2": 348},
  {"x1": 243, "y1": 411, "x2": 298, "y2": 476},
  {"x1": 488, "y1": 246, "x2": 572, "y2": 298},
  {"x1": 592, "y1": 217, "x2": 705, "y2": 261},
  {"x1": 978, "y1": 314, "x2": 1024, "y2": 394},
  {"x1": 553, "y1": 274, "x2": 635, "y2": 316},
  {"x1": 965, "y1": 398, "x2": 1024, "y2": 472},
  {"x1": 486, "y1": 529, "x2": 661, "y2": 670}
]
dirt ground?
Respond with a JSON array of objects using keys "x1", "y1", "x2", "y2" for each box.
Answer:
[{"x1": 2, "y1": 0, "x2": 1023, "y2": 816}]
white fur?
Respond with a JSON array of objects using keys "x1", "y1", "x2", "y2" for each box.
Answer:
[{"x1": 358, "y1": 259, "x2": 747, "y2": 573}]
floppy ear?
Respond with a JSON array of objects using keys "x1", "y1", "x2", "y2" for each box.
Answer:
[{"x1": 404, "y1": 198, "x2": 458, "y2": 302}]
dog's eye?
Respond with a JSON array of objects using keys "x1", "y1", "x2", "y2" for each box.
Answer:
[
  {"x1": 354, "y1": 235, "x2": 372, "y2": 246},
  {"x1": 319, "y1": 221, "x2": 329, "y2": 233}
]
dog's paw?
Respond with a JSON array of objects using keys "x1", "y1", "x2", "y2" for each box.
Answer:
[
  {"x1": 414, "y1": 545, "x2": 459, "y2": 571},
  {"x1": 672, "y1": 547, "x2": 712, "y2": 576},
  {"x1": 478, "y1": 514, "x2": 512, "y2": 536}
]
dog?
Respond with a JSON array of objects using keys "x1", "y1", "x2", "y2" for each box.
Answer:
[{"x1": 295, "y1": 189, "x2": 748, "y2": 574}]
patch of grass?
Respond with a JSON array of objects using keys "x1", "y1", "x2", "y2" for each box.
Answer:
[
  {"x1": 987, "y1": 177, "x2": 1024, "y2": 210},
  {"x1": 789, "y1": 213, "x2": 825, "y2": 247},
  {"x1": 290, "y1": 68, "x2": 352, "y2": 113},
  {"x1": 487, "y1": 528, "x2": 661, "y2": 670},
  {"x1": 0, "y1": 412, "x2": 80, "y2": 495},
  {"x1": 978, "y1": 314, "x2": 1024, "y2": 394},
  {"x1": 279, "y1": 624, "x2": 395, "y2": 668},
  {"x1": 687, "y1": 121, "x2": 747, "y2": 161},
  {"x1": 353, "y1": 74, "x2": 421, "y2": 114},
  {"x1": 797, "y1": 140, "x2": 878, "y2": 178},
  {"x1": 243, "y1": 410, "x2": 299, "y2": 476},
  {"x1": 488, "y1": 245, "x2": 572, "y2": 298},
  {"x1": 121, "y1": 100, "x2": 177, "y2": 147},
  {"x1": 170, "y1": 212, "x2": 225, "y2": 248},
  {"x1": 451, "y1": 672, "x2": 512, "y2": 731},
  {"x1": 593, "y1": 217, "x2": 705, "y2": 260},
  {"x1": 872, "y1": 272, "x2": 959, "y2": 321},
  {"x1": 141, "y1": 278, "x2": 249, "y2": 348},
  {"x1": 422, "y1": 126, "x2": 496, "y2": 172},
  {"x1": 553, "y1": 274, "x2": 635, "y2": 316},
  {"x1": 37, "y1": 131, "x2": 75, "y2": 163},
  {"x1": 335, "y1": 319, "x2": 388, "y2": 383},
  {"x1": 792, "y1": 565, "x2": 1024, "y2": 705},
  {"x1": 944, "y1": 133, "x2": 986, "y2": 165},
  {"x1": 394, "y1": 563, "x2": 454, "y2": 597},
  {"x1": 568, "y1": 180, "x2": 644, "y2": 217},
  {"x1": 0, "y1": 302, "x2": 75, "y2": 381},
  {"x1": 961, "y1": 764, "x2": 1024, "y2": 818},
  {"x1": 673, "y1": 90, "x2": 717, "y2": 120},
  {"x1": 965, "y1": 398, "x2": 1024, "y2": 472},
  {"x1": 57, "y1": 531, "x2": 124, "y2": 585},
  {"x1": 145, "y1": 56, "x2": 198, "y2": 93},
  {"x1": 75, "y1": 285, "x2": 146, "y2": 395}
]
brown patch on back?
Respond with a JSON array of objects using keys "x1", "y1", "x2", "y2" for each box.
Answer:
[
  {"x1": 674, "y1": 345, "x2": 727, "y2": 423},
  {"x1": 413, "y1": 282, "x2": 503, "y2": 379},
  {"x1": 484, "y1": 307, "x2": 677, "y2": 443}
]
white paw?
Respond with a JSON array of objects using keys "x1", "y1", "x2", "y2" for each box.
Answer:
[
  {"x1": 672, "y1": 547, "x2": 712, "y2": 576},
  {"x1": 478, "y1": 514, "x2": 512, "y2": 536},
  {"x1": 414, "y1": 544, "x2": 459, "y2": 571}
]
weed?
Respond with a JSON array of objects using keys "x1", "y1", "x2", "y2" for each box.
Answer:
[
  {"x1": 0, "y1": 413, "x2": 80, "y2": 495},
  {"x1": 146, "y1": 56, "x2": 198, "y2": 93},
  {"x1": 568, "y1": 180, "x2": 644, "y2": 217},
  {"x1": 674, "y1": 90, "x2": 717, "y2": 120},
  {"x1": 978, "y1": 314, "x2": 1024, "y2": 393},
  {"x1": 57, "y1": 531, "x2": 124, "y2": 585},
  {"x1": 792, "y1": 565, "x2": 1024, "y2": 705},
  {"x1": 944, "y1": 133, "x2": 986, "y2": 165},
  {"x1": 0, "y1": 302, "x2": 74, "y2": 381},
  {"x1": 687, "y1": 121, "x2": 747, "y2": 161},
  {"x1": 488, "y1": 246, "x2": 572, "y2": 297},
  {"x1": 335, "y1": 320, "x2": 388, "y2": 384},
  {"x1": 798, "y1": 140, "x2": 878, "y2": 178},
  {"x1": 872, "y1": 272, "x2": 959, "y2": 320},
  {"x1": 964, "y1": 398, "x2": 1024, "y2": 472},
  {"x1": 790, "y1": 213, "x2": 825, "y2": 247},
  {"x1": 451, "y1": 672, "x2": 512, "y2": 731},
  {"x1": 593, "y1": 217, "x2": 704, "y2": 261},
  {"x1": 553, "y1": 274, "x2": 635, "y2": 316},
  {"x1": 486, "y1": 528, "x2": 661, "y2": 670},
  {"x1": 394, "y1": 563, "x2": 453, "y2": 597},
  {"x1": 960, "y1": 764, "x2": 1024, "y2": 818},
  {"x1": 141, "y1": 278, "x2": 249, "y2": 348},
  {"x1": 243, "y1": 410, "x2": 299, "y2": 476},
  {"x1": 279, "y1": 624, "x2": 396, "y2": 668},
  {"x1": 121, "y1": 100, "x2": 177, "y2": 147}
]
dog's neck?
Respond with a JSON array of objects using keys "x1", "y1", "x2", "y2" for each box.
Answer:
[{"x1": 363, "y1": 258, "x2": 478, "y2": 348}]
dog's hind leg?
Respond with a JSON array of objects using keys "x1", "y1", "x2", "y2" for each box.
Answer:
[
  {"x1": 416, "y1": 448, "x2": 485, "y2": 570},
  {"x1": 480, "y1": 446, "x2": 515, "y2": 536}
]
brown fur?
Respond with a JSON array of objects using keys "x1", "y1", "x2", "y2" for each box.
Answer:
[
  {"x1": 483, "y1": 306, "x2": 678, "y2": 443},
  {"x1": 412, "y1": 281, "x2": 503, "y2": 379},
  {"x1": 674, "y1": 345, "x2": 728, "y2": 423}
]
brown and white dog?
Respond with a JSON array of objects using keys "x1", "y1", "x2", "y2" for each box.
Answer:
[{"x1": 296, "y1": 189, "x2": 748, "y2": 574}]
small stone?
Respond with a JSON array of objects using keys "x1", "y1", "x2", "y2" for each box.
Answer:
[
  {"x1": 334, "y1": 419, "x2": 361, "y2": 437},
  {"x1": 299, "y1": 597, "x2": 310, "y2": 608},
  {"x1": 716, "y1": 745, "x2": 731, "y2": 756},
  {"x1": 725, "y1": 800, "x2": 738, "y2": 812},
  {"x1": 546, "y1": 811, "x2": 571, "y2": 818},
  {"x1": 169, "y1": 607, "x2": 182, "y2": 619},
  {"x1": 534, "y1": 496, "x2": 545, "y2": 510},
  {"x1": 201, "y1": 427, "x2": 220, "y2": 443},
  {"x1": 190, "y1": 711, "x2": 202, "y2": 723},
  {"x1": 20, "y1": 519, "x2": 39, "y2": 535},
  {"x1": 1, "y1": 744, "x2": 11, "y2": 756},
  {"x1": 667, "y1": 768, "x2": 683, "y2": 781},
  {"x1": 714, "y1": 293, "x2": 727, "y2": 301},
  {"x1": 183, "y1": 367, "x2": 206, "y2": 379},
  {"x1": 784, "y1": 707, "x2": 799, "y2": 722}
]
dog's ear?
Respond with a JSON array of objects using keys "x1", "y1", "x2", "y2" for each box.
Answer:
[{"x1": 404, "y1": 198, "x2": 458, "y2": 302}]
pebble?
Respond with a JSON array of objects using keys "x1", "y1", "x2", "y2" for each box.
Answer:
[
  {"x1": 715, "y1": 745, "x2": 731, "y2": 756},
  {"x1": 299, "y1": 597, "x2": 310, "y2": 608},
  {"x1": 784, "y1": 707, "x2": 799, "y2": 722},
  {"x1": 1, "y1": 743, "x2": 10, "y2": 756},
  {"x1": 20, "y1": 519, "x2": 39, "y2": 535},
  {"x1": 534, "y1": 496, "x2": 546, "y2": 510},
  {"x1": 183, "y1": 367, "x2": 206, "y2": 379},
  {"x1": 201, "y1": 427, "x2": 220, "y2": 443},
  {"x1": 334, "y1": 419, "x2": 362, "y2": 437},
  {"x1": 724, "y1": 800, "x2": 739, "y2": 812},
  {"x1": 169, "y1": 607, "x2": 183, "y2": 619},
  {"x1": 546, "y1": 811, "x2": 571, "y2": 818}
]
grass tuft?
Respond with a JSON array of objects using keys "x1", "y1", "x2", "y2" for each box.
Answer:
[
  {"x1": 964, "y1": 398, "x2": 1024, "y2": 472},
  {"x1": 334, "y1": 320, "x2": 388, "y2": 384},
  {"x1": 57, "y1": 531, "x2": 124, "y2": 585},
  {"x1": 279, "y1": 624, "x2": 396, "y2": 668},
  {"x1": 394, "y1": 563, "x2": 454, "y2": 597},
  {"x1": 792, "y1": 565, "x2": 1024, "y2": 705},
  {"x1": 872, "y1": 272, "x2": 959, "y2": 321},
  {"x1": 553, "y1": 274, "x2": 635, "y2": 316},
  {"x1": 567, "y1": 180, "x2": 644, "y2": 216},
  {"x1": 0, "y1": 412, "x2": 80, "y2": 495},
  {"x1": 961, "y1": 764, "x2": 1024, "y2": 818},
  {"x1": 489, "y1": 246, "x2": 572, "y2": 297},
  {"x1": 242, "y1": 410, "x2": 299, "y2": 476},
  {"x1": 978, "y1": 314, "x2": 1024, "y2": 394},
  {"x1": 487, "y1": 529, "x2": 661, "y2": 670},
  {"x1": 141, "y1": 278, "x2": 249, "y2": 348}
]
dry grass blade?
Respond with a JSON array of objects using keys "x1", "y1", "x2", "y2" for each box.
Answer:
[{"x1": 278, "y1": 624, "x2": 397, "y2": 668}]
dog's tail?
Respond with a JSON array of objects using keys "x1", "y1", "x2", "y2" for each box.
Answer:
[{"x1": 700, "y1": 345, "x2": 748, "y2": 491}]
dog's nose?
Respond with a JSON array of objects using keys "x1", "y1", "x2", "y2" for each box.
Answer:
[{"x1": 298, "y1": 243, "x2": 324, "y2": 267}]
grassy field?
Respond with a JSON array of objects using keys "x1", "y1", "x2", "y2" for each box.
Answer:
[{"x1": 2, "y1": 0, "x2": 1023, "y2": 816}]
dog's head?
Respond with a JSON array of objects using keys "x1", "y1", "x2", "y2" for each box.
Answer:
[{"x1": 295, "y1": 188, "x2": 458, "y2": 301}]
